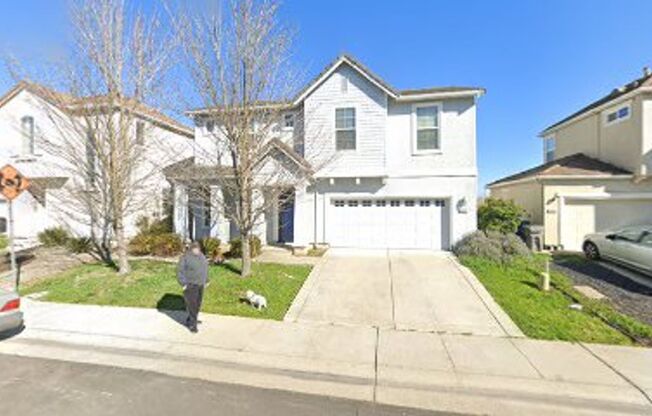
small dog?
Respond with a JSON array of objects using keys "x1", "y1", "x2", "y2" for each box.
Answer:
[{"x1": 245, "y1": 290, "x2": 267, "y2": 310}]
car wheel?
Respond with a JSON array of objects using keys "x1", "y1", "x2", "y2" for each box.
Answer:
[{"x1": 583, "y1": 241, "x2": 600, "y2": 260}]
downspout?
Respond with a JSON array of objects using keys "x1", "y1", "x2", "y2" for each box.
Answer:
[{"x1": 313, "y1": 184, "x2": 318, "y2": 248}]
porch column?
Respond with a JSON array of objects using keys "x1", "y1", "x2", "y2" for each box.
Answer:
[
  {"x1": 210, "y1": 186, "x2": 230, "y2": 242},
  {"x1": 173, "y1": 183, "x2": 189, "y2": 241},
  {"x1": 252, "y1": 188, "x2": 267, "y2": 243}
]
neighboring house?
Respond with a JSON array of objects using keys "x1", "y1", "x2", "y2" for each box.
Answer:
[
  {"x1": 0, "y1": 81, "x2": 193, "y2": 242},
  {"x1": 170, "y1": 55, "x2": 484, "y2": 250},
  {"x1": 489, "y1": 68, "x2": 652, "y2": 251}
]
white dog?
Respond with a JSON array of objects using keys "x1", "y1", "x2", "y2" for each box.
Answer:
[{"x1": 245, "y1": 290, "x2": 267, "y2": 310}]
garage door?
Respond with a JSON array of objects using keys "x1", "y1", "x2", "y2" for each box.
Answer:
[
  {"x1": 561, "y1": 199, "x2": 652, "y2": 251},
  {"x1": 327, "y1": 198, "x2": 449, "y2": 250}
]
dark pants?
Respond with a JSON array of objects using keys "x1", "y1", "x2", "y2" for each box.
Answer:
[{"x1": 183, "y1": 284, "x2": 204, "y2": 328}]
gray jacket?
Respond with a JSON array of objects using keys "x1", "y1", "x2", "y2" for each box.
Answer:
[{"x1": 177, "y1": 251, "x2": 209, "y2": 286}]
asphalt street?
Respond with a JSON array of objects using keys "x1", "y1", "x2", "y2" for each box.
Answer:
[{"x1": 0, "y1": 353, "x2": 462, "y2": 416}]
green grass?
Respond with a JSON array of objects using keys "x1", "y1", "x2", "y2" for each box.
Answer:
[
  {"x1": 20, "y1": 260, "x2": 312, "y2": 320},
  {"x1": 460, "y1": 254, "x2": 652, "y2": 346}
]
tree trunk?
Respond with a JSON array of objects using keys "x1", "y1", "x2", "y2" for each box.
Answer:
[
  {"x1": 241, "y1": 233, "x2": 252, "y2": 277},
  {"x1": 114, "y1": 218, "x2": 131, "y2": 275}
]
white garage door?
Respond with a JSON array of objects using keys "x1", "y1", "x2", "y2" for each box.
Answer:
[
  {"x1": 561, "y1": 199, "x2": 652, "y2": 251},
  {"x1": 327, "y1": 198, "x2": 449, "y2": 250}
]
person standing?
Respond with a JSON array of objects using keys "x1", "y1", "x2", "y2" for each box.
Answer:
[{"x1": 177, "y1": 241, "x2": 208, "y2": 333}]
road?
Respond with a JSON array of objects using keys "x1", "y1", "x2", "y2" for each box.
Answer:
[{"x1": 0, "y1": 354, "x2": 459, "y2": 416}]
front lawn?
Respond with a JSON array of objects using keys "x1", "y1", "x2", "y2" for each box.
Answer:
[
  {"x1": 20, "y1": 260, "x2": 312, "y2": 321},
  {"x1": 461, "y1": 255, "x2": 652, "y2": 346}
]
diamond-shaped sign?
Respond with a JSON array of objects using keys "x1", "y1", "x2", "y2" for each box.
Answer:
[{"x1": 0, "y1": 164, "x2": 30, "y2": 201}]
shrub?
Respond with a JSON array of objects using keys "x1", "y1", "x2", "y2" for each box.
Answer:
[
  {"x1": 135, "y1": 216, "x2": 172, "y2": 236},
  {"x1": 453, "y1": 230, "x2": 530, "y2": 263},
  {"x1": 201, "y1": 237, "x2": 221, "y2": 257},
  {"x1": 38, "y1": 227, "x2": 71, "y2": 247},
  {"x1": 129, "y1": 233, "x2": 183, "y2": 257},
  {"x1": 229, "y1": 236, "x2": 262, "y2": 258},
  {"x1": 68, "y1": 237, "x2": 93, "y2": 254},
  {"x1": 0, "y1": 234, "x2": 7, "y2": 251},
  {"x1": 150, "y1": 233, "x2": 183, "y2": 257},
  {"x1": 478, "y1": 198, "x2": 524, "y2": 234}
]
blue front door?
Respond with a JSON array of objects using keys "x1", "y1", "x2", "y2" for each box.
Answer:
[{"x1": 278, "y1": 191, "x2": 294, "y2": 243}]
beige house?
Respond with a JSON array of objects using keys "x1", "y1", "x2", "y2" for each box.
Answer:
[{"x1": 489, "y1": 68, "x2": 652, "y2": 251}]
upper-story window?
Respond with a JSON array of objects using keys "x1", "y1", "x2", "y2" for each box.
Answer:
[
  {"x1": 136, "y1": 121, "x2": 145, "y2": 145},
  {"x1": 544, "y1": 136, "x2": 556, "y2": 162},
  {"x1": 335, "y1": 107, "x2": 356, "y2": 150},
  {"x1": 21, "y1": 115, "x2": 35, "y2": 154},
  {"x1": 604, "y1": 104, "x2": 631, "y2": 126},
  {"x1": 206, "y1": 120, "x2": 215, "y2": 133},
  {"x1": 413, "y1": 103, "x2": 440, "y2": 153},
  {"x1": 283, "y1": 113, "x2": 295, "y2": 130},
  {"x1": 86, "y1": 130, "x2": 97, "y2": 187}
]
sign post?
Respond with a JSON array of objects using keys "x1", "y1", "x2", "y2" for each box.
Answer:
[{"x1": 0, "y1": 164, "x2": 30, "y2": 290}]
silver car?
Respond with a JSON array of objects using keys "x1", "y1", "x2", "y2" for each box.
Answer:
[
  {"x1": 583, "y1": 225, "x2": 652, "y2": 276},
  {"x1": 0, "y1": 287, "x2": 23, "y2": 336}
]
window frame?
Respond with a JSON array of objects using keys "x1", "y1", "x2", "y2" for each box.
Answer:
[
  {"x1": 21, "y1": 115, "x2": 35, "y2": 155},
  {"x1": 282, "y1": 113, "x2": 295, "y2": 131},
  {"x1": 411, "y1": 102, "x2": 442, "y2": 155},
  {"x1": 544, "y1": 136, "x2": 556, "y2": 162},
  {"x1": 334, "y1": 106, "x2": 357, "y2": 151},
  {"x1": 603, "y1": 103, "x2": 631, "y2": 126}
]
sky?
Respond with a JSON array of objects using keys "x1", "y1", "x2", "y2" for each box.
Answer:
[{"x1": 1, "y1": 0, "x2": 652, "y2": 191}]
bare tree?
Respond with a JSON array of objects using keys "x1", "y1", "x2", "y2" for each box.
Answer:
[
  {"x1": 8, "y1": 0, "x2": 188, "y2": 274},
  {"x1": 176, "y1": 0, "x2": 325, "y2": 277}
]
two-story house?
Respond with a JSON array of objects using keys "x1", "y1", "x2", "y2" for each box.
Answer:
[
  {"x1": 0, "y1": 81, "x2": 194, "y2": 243},
  {"x1": 489, "y1": 68, "x2": 652, "y2": 251},
  {"x1": 170, "y1": 55, "x2": 484, "y2": 250}
]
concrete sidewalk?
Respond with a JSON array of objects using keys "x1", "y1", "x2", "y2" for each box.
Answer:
[{"x1": 1, "y1": 300, "x2": 651, "y2": 415}]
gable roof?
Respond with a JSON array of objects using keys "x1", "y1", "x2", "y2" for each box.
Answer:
[
  {"x1": 541, "y1": 70, "x2": 652, "y2": 136},
  {"x1": 187, "y1": 54, "x2": 485, "y2": 116},
  {"x1": 488, "y1": 153, "x2": 632, "y2": 187},
  {"x1": 0, "y1": 81, "x2": 194, "y2": 138}
]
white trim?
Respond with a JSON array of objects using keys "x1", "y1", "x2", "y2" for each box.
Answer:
[
  {"x1": 411, "y1": 101, "x2": 442, "y2": 155},
  {"x1": 293, "y1": 56, "x2": 398, "y2": 105},
  {"x1": 560, "y1": 192, "x2": 652, "y2": 201},
  {"x1": 396, "y1": 89, "x2": 484, "y2": 102},
  {"x1": 540, "y1": 86, "x2": 652, "y2": 136}
]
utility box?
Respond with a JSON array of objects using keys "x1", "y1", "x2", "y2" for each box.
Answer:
[{"x1": 526, "y1": 225, "x2": 544, "y2": 252}]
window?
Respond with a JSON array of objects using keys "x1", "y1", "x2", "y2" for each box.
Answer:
[
  {"x1": 375, "y1": 200, "x2": 386, "y2": 207},
  {"x1": 419, "y1": 200, "x2": 431, "y2": 207},
  {"x1": 604, "y1": 104, "x2": 631, "y2": 126},
  {"x1": 340, "y1": 76, "x2": 348, "y2": 93},
  {"x1": 203, "y1": 198, "x2": 211, "y2": 228},
  {"x1": 639, "y1": 232, "x2": 652, "y2": 248},
  {"x1": 544, "y1": 137, "x2": 556, "y2": 162},
  {"x1": 414, "y1": 104, "x2": 440, "y2": 152},
  {"x1": 335, "y1": 107, "x2": 356, "y2": 150},
  {"x1": 362, "y1": 200, "x2": 372, "y2": 207},
  {"x1": 614, "y1": 227, "x2": 644, "y2": 242},
  {"x1": 21, "y1": 116, "x2": 35, "y2": 154},
  {"x1": 206, "y1": 120, "x2": 215, "y2": 133},
  {"x1": 435, "y1": 200, "x2": 446, "y2": 207},
  {"x1": 390, "y1": 200, "x2": 400, "y2": 207},
  {"x1": 334, "y1": 200, "x2": 345, "y2": 207},
  {"x1": 136, "y1": 121, "x2": 145, "y2": 145},
  {"x1": 283, "y1": 113, "x2": 295, "y2": 130},
  {"x1": 405, "y1": 200, "x2": 415, "y2": 207},
  {"x1": 347, "y1": 200, "x2": 358, "y2": 207}
]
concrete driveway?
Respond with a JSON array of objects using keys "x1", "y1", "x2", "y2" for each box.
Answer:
[{"x1": 285, "y1": 249, "x2": 522, "y2": 337}]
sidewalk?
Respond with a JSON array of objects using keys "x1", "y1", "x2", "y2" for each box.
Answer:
[{"x1": 1, "y1": 299, "x2": 651, "y2": 415}]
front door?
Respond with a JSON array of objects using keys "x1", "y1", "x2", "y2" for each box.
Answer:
[{"x1": 278, "y1": 190, "x2": 294, "y2": 243}]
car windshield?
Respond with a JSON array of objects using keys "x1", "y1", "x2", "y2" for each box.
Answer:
[{"x1": 615, "y1": 226, "x2": 651, "y2": 242}]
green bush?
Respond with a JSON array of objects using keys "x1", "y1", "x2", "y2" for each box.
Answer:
[
  {"x1": 478, "y1": 198, "x2": 524, "y2": 234},
  {"x1": 128, "y1": 233, "x2": 183, "y2": 257},
  {"x1": 38, "y1": 227, "x2": 71, "y2": 247},
  {"x1": 0, "y1": 234, "x2": 8, "y2": 251},
  {"x1": 201, "y1": 237, "x2": 222, "y2": 257},
  {"x1": 229, "y1": 236, "x2": 262, "y2": 258},
  {"x1": 135, "y1": 216, "x2": 172, "y2": 236},
  {"x1": 68, "y1": 237, "x2": 93, "y2": 254},
  {"x1": 453, "y1": 230, "x2": 530, "y2": 263}
]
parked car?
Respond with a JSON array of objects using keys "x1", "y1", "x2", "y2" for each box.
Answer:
[
  {"x1": 0, "y1": 287, "x2": 23, "y2": 336},
  {"x1": 583, "y1": 225, "x2": 652, "y2": 276}
]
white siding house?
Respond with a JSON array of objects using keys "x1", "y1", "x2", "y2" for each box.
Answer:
[
  {"x1": 173, "y1": 55, "x2": 483, "y2": 250},
  {"x1": 0, "y1": 82, "x2": 194, "y2": 244}
]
